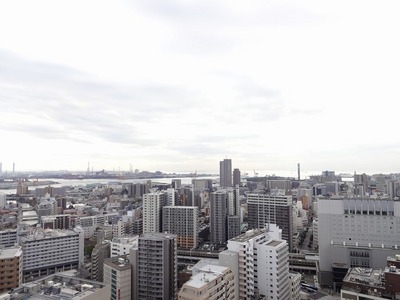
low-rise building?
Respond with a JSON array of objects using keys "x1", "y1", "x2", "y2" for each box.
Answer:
[
  {"x1": 0, "y1": 272, "x2": 110, "y2": 300},
  {"x1": 341, "y1": 255, "x2": 400, "y2": 299}
]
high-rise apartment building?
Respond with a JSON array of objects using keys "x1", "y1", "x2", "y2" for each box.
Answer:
[
  {"x1": 136, "y1": 233, "x2": 177, "y2": 299},
  {"x1": 318, "y1": 197, "x2": 400, "y2": 289},
  {"x1": 233, "y1": 168, "x2": 241, "y2": 187},
  {"x1": 354, "y1": 173, "x2": 369, "y2": 196},
  {"x1": 142, "y1": 190, "x2": 167, "y2": 233},
  {"x1": 210, "y1": 188, "x2": 241, "y2": 244},
  {"x1": 41, "y1": 214, "x2": 71, "y2": 230},
  {"x1": 220, "y1": 159, "x2": 232, "y2": 188},
  {"x1": 162, "y1": 206, "x2": 198, "y2": 249},
  {"x1": 91, "y1": 240, "x2": 110, "y2": 282},
  {"x1": 210, "y1": 190, "x2": 229, "y2": 244},
  {"x1": 247, "y1": 192, "x2": 294, "y2": 251},
  {"x1": 0, "y1": 246, "x2": 22, "y2": 293},
  {"x1": 18, "y1": 226, "x2": 84, "y2": 282},
  {"x1": 171, "y1": 179, "x2": 182, "y2": 189},
  {"x1": 192, "y1": 179, "x2": 213, "y2": 191},
  {"x1": 125, "y1": 181, "x2": 151, "y2": 199},
  {"x1": 219, "y1": 224, "x2": 290, "y2": 300},
  {"x1": 166, "y1": 188, "x2": 176, "y2": 206}
]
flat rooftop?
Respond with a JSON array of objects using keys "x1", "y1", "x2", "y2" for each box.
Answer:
[
  {"x1": 0, "y1": 247, "x2": 22, "y2": 259},
  {"x1": 20, "y1": 229, "x2": 78, "y2": 241},
  {"x1": 266, "y1": 240, "x2": 283, "y2": 247},
  {"x1": 104, "y1": 257, "x2": 131, "y2": 271},
  {"x1": 6, "y1": 273, "x2": 109, "y2": 300},
  {"x1": 229, "y1": 229, "x2": 265, "y2": 243},
  {"x1": 344, "y1": 267, "x2": 385, "y2": 287},
  {"x1": 184, "y1": 265, "x2": 229, "y2": 289}
]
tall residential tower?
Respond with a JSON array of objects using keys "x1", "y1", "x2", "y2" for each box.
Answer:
[{"x1": 219, "y1": 159, "x2": 232, "y2": 188}]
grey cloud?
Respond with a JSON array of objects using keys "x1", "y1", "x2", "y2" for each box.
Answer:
[
  {"x1": 230, "y1": 80, "x2": 284, "y2": 122},
  {"x1": 0, "y1": 51, "x2": 197, "y2": 146}
]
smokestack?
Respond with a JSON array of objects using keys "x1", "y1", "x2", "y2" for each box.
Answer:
[
  {"x1": 13, "y1": 162, "x2": 15, "y2": 174},
  {"x1": 0, "y1": 162, "x2": 2, "y2": 174},
  {"x1": 297, "y1": 163, "x2": 300, "y2": 180}
]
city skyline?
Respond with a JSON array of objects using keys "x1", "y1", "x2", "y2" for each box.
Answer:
[{"x1": 1, "y1": 1, "x2": 400, "y2": 174}]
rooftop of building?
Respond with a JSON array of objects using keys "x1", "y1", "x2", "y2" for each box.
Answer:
[
  {"x1": 104, "y1": 256, "x2": 131, "y2": 271},
  {"x1": 111, "y1": 235, "x2": 139, "y2": 244},
  {"x1": 140, "y1": 232, "x2": 177, "y2": 240},
  {"x1": 265, "y1": 240, "x2": 284, "y2": 247},
  {"x1": 387, "y1": 255, "x2": 400, "y2": 264},
  {"x1": 192, "y1": 258, "x2": 220, "y2": 272},
  {"x1": 0, "y1": 228, "x2": 17, "y2": 233},
  {"x1": 343, "y1": 267, "x2": 386, "y2": 288},
  {"x1": 0, "y1": 246, "x2": 22, "y2": 259},
  {"x1": 19, "y1": 228, "x2": 78, "y2": 241},
  {"x1": 184, "y1": 265, "x2": 229, "y2": 289},
  {"x1": 229, "y1": 229, "x2": 265, "y2": 243},
  {"x1": 3, "y1": 273, "x2": 109, "y2": 300}
]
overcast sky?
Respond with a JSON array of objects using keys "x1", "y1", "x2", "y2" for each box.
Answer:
[{"x1": 1, "y1": 0, "x2": 399, "y2": 175}]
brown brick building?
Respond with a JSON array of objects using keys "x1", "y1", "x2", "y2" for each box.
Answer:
[{"x1": 0, "y1": 246, "x2": 22, "y2": 293}]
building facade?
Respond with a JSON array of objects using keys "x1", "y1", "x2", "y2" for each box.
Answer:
[
  {"x1": 247, "y1": 192, "x2": 294, "y2": 252},
  {"x1": 103, "y1": 256, "x2": 132, "y2": 300},
  {"x1": 137, "y1": 233, "x2": 177, "y2": 299},
  {"x1": 178, "y1": 264, "x2": 236, "y2": 300},
  {"x1": 318, "y1": 197, "x2": 400, "y2": 289},
  {"x1": 162, "y1": 206, "x2": 198, "y2": 249},
  {"x1": 0, "y1": 246, "x2": 22, "y2": 293},
  {"x1": 220, "y1": 225, "x2": 290, "y2": 300},
  {"x1": 210, "y1": 191, "x2": 228, "y2": 245},
  {"x1": 91, "y1": 241, "x2": 110, "y2": 282},
  {"x1": 0, "y1": 229, "x2": 17, "y2": 248},
  {"x1": 18, "y1": 227, "x2": 84, "y2": 282},
  {"x1": 142, "y1": 191, "x2": 167, "y2": 233},
  {"x1": 219, "y1": 159, "x2": 232, "y2": 188}
]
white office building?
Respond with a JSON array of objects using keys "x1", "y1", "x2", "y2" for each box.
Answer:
[
  {"x1": 18, "y1": 226, "x2": 84, "y2": 281},
  {"x1": 318, "y1": 197, "x2": 400, "y2": 288}
]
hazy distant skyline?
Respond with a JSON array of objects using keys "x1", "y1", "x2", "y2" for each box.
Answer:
[{"x1": 1, "y1": 1, "x2": 400, "y2": 174}]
